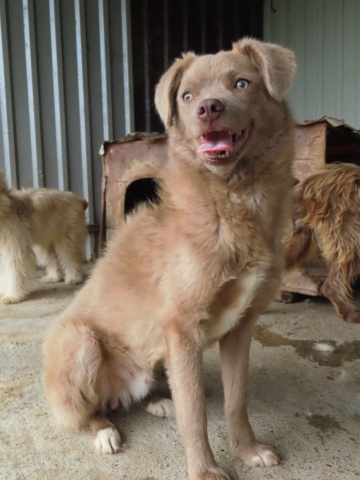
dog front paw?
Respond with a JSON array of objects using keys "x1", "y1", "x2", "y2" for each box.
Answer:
[
  {"x1": 235, "y1": 443, "x2": 279, "y2": 467},
  {"x1": 191, "y1": 466, "x2": 231, "y2": 480},
  {"x1": 94, "y1": 427, "x2": 121, "y2": 454},
  {"x1": 1, "y1": 295, "x2": 23, "y2": 304},
  {"x1": 41, "y1": 274, "x2": 62, "y2": 283}
]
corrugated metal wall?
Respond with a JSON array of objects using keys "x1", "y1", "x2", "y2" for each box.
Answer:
[
  {"x1": 264, "y1": 0, "x2": 360, "y2": 129},
  {"x1": 0, "y1": 0, "x2": 134, "y2": 255}
]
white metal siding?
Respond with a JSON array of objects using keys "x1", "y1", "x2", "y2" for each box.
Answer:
[
  {"x1": 0, "y1": 0, "x2": 134, "y2": 255},
  {"x1": 264, "y1": 0, "x2": 360, "y2": 129}
]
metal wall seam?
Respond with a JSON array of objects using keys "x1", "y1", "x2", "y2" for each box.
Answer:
[
  {"x1": 74, "y1": 0, "x2": 94, "y2": 258},
  {"x1": 141, "y1": 0, "x2": 150, "y2": 132},
  {"x1": 0, "y1": 0, "x2": 16, "y2": 186},
  {"x1": 163, "y1": 0, "x2": 169, "y2": 70},
  {"x1": 23, "y1": 0, "x2": 43, "y2": 187},
  {"x1": 98, "y1": 0, "x2": 113, "y2": 141},
  {"x1": 121, "y1": 0, "x2": 134, "y2": 134},
  {"x1": 49, "y1": 0, "x2": 68, "y2": 191}
]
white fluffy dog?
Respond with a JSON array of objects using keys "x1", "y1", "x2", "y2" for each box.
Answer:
[{"x1": 0, "y1": 172, "x2": 88, "y2": 304}]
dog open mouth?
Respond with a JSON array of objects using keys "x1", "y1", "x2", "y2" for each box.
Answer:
[{"x1": 197, "y1": 124, "x2": 252, "y2": 165}]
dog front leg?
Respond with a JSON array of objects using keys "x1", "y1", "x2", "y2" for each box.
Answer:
[
  {"x1": 165, "y1": 326, "x2": 231, "y2": 480},
  {"x1": 220, "y1": 314, "x2": 279, "y2": 467}
]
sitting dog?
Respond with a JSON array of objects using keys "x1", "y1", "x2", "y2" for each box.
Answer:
[
  {"x1": 284, "y1": 162, "x2": 360, "y2": 324},
  {"x1": 0, "y1": 172, "x2": 88, "y2": 304},
  {"x1": 43, "y1": 38, "x2": 296, "y2": 480}
]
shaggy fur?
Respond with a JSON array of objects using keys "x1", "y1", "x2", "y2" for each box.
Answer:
[
  {"x1": 285, "y1": 162, "x2": 360, "y2": 324},
  {"x1": 43, "y1": 38, "x2": 296, "y2": 480},
  {"x1": 0, "y1": 172, "x2": 88, "y2": 304}
]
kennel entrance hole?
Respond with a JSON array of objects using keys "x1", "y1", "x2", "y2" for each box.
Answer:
[{"x1": 124, "y1": 178, "x2": 160, "y2": 217}]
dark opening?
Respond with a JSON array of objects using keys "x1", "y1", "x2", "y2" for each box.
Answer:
[{"x1": 124, "y1": 177, "x2": 160, "y2": 217}]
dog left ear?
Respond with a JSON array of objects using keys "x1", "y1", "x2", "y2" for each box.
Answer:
[
  {"x1": 233, "y1": 38, "x2": 296, "y2": 101},
  {"x1": 155, "y1": 53, "x2": 197, "y2": 129}
]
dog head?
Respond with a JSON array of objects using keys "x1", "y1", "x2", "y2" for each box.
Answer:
[{"x1": 155, "y1": 38, "x2": 296, "y2": 175}]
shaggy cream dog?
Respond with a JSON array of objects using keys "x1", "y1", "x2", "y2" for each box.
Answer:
[
  {"x1": 43, "y1": 38, "x2": 296, "y2": 480},
  {"x1": 0, "y1": 172, "x2": 88, "y2": 303}
]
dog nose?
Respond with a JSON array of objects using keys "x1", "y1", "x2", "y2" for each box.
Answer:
[{"x1": 197, "y1": 98, "x2": 224, "y2": 122}]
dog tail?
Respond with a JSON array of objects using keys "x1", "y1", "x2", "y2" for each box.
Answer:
[{"x1": 43, "y1": 321, "x2": 105, "y2": 432}]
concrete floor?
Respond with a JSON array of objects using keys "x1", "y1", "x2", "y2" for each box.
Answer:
[{"x1": 1, "y1": 266, "x2": 360, "y2": 480}]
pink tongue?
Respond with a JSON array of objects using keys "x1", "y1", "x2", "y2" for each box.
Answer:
[{"x1": 197, "y1": 131, "x2": 233, "y2": 154}]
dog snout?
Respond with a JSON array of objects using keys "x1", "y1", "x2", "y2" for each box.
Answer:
[{"x1": 197, "y1": 98, "x2": 224, "y2": 122}]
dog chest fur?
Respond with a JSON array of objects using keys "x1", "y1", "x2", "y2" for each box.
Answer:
[{"x1": 206, "y1": 268, "x2": 265, "y2": 343}]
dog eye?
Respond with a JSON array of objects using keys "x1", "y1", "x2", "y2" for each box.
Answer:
[
  {"x1": 183, "y1": 92, "x2": 193, "y2": 102},
  {"x1": 235, "y1": 79, "x2": 249, "y2": 89}
]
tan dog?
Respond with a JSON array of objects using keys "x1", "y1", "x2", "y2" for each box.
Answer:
[
  {"x1": 43, "y1": 38, "x2": 296, "y2": 480},
  {"x1": 285, "y1": 162, "x2": 360, "y2": 324},
  {"x1": 0, "y1": 172, "x2": 88, "y2": 304}
]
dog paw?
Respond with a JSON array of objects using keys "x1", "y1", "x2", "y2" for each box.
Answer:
[
  {"x1": 94, "y1": 427, "x2": 121, "y2": 454},
  {"x1": 65, "y1": 275, "x2": 83, "y2": 285},
  {"x1": 191, "y1": 466, "x2": 231, "y2": 480},
  {"x1": 237, "y1": 444, "x2": 279, "y2": 467},
  {"x1": 41, "y1": 275, "x2": 61, "y2": 283},
  {"x1": 344, "y1": 312, "x2": 360, "y2": 323},
  {"x1": 1, "y1": 295, "x2": 22, "y2": 304},
  {"x1": 143, "y1": 397, "x2": 175, "y2": 418}
]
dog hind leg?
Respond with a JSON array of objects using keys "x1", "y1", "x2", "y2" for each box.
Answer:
[
  {"x1": 44, "y1": 323, "x2": 111, "y2": 433},
  {"x1": 54, "y1": 236, "x2": 84, "y2": 285},
  {"x1": 321, "y1": 260, "x2": 360, "y2": 323},
  {"x1": 33, "y1": 244, "x2": 62, "y2": 283}
]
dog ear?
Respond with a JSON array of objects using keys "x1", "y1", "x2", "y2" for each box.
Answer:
[
  {"x1": 233, "y1": 38, "x2": 296, "y2": 101},
  {"x1": 155, "y1": 53, "x2": 197, "y2": 129}
]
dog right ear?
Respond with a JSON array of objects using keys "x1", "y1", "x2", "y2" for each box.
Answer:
[{"x1": 155, "y1": 53, "x2": 196, "y2": 129}]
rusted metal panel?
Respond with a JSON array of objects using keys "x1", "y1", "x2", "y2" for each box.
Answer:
[
  {"x1": 100, "y1": 132, "x2": 168, "y2": 246},
  {"x1": 293, "y1": 122, "x2": 327, "y2": 180},
  {"x1": 293, "y1": 117, "x2": 360, "y2": 180},
  {"x1": 282, "y1": 266, "x2": 326, "y2": 297}
]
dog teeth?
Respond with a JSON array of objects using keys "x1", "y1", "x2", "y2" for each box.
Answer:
[{"x1": 208, "y1": 151, "x2": 230, "y2": 159}]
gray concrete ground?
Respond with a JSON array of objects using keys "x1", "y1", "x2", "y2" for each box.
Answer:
[{"x1": 1, "y1": 265, "x2": 360, "y2": 480}]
